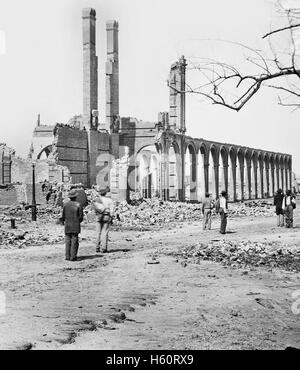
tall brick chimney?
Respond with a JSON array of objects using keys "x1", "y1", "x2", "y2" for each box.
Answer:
[
  {"x1": 82, "y1": 8, "x2": 98, "y2": 130},
  {"x1": 105, "y1": 20, "x2": 119, "y2": 133},
  {"x1": 169, "y1": 56, "x2": 187, "y2": 134}
]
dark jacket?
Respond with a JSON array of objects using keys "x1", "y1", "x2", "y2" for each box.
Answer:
[
  {"x1": 274, "y1": 193, "x2": 284, "y2": 215},
  {"x1": 76, "y1": 189, "x2": 88, "y2": 209},
  {"x1": 62, "y1": 200, "x2": 83, "y2": 234}
]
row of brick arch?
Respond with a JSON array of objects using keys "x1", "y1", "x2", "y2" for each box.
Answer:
[{"x1": 137, "y1": 137, "x2": 292, "y2": 201}]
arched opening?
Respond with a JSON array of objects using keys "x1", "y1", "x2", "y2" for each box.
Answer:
[
  {"x1": 228, "y1": 148, "x2": 236, "y2": 201},
  {"x1": 251, "y1": 154, "x2": 257, "y2": 199},
  {"x1": 197, "y1": 145, "x2": 206, "y2": 201},
  {"x1": 137, "y1": 145, "x2": 159, "y2": 198},
  {"x1": 244, "y1": 151, "x2": 251, "y2": 200},
  {"x1": 149, "y1": 155, "x2": 159, "y2": 197},
  {"x1": 280, "y1": 157, "x2": 285, "y2": 192},
  {"x1": 185, "y1": 144, "x2": 197, "y2": 201},
  {"x1": 269, "y1": 155, "x2": 274, "y2": 197},
  {"x1": 37, "y1": 145, "x2": 52, "y2": 160},
  {"x1": 257, "y1": 154, "x2": 263, "y2": 199},
  {"x1": 208, "y1": 146, "x2": 218, "y2": 199},
  {"x1": 169, "y1": 143, "x2": 179, "y2": 200},
  {"x1": 275, "y1": 155, "x2": 280, "y2": 191},
  {"x1": 236, "y1": 150, "x2": 244, "y2": 201},
  {"x1": 263, "y1": 154, "x2": 269, "y2": 198}
]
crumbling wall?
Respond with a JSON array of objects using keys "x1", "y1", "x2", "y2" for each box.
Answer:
[
  {"x1": 53, "y1": 125, "x2": 89, "y2": 186},
  {"x1": 88, "y1": 130, "x2": 111, "y2": 188},
  {"x1": 0, "y1": 144, "x2": 14, "y2": 184},
  {"x1": 110, "y1": 148, "x2": 129, "y2": 202},
  {"x1": 11, "y1": 158, "x2": 49, "y2": 184}
]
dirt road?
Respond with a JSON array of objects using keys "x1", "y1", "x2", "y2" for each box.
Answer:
[{"x1": 0, "y1": 211, "x2": 300, "y2": 350}]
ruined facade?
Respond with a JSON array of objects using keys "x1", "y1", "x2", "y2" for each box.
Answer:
[{"x1": 27, "y1": 8, "x2": 292, "y2": 202}]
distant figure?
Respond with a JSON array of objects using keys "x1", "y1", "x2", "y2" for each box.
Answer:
[
  {"x1": 75, "y1": 184, "x2": 88, "y2": 209},
  {"x1": 274, "y1": 189, "x2": 284, "y2": 227},
  {"x1": 61, "y1": 189, "x2": 84, "y2": 261},
  {"x1": 216, "y1": 190, "x2": 228, "y2": 234},
  {"x1": 45, "y1": 184, "x2": 53, "y2": 203},
  {"x1": 93, "y1": 186, "x2": 114, "y2": 253},
  {"x1": 55, "y1": 186, "x2": 63, "y2": 208},
  {"x1": 202, "y1": 192, "x2": 214, "y2": 230},
  {"x1": 282, "y1": 189, "x2": 296, "y2": 228},
  {"x1": 41, "y1": 179, "x2": 48, "y2": 194}
]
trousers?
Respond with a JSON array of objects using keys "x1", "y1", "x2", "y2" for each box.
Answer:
[
  {"x1": 96, "y1": 221, "x2": 110, "y2": 251},
  {"x1": 203, "y1": 209, "x2": 212, "y2": 230},
  {"x1": 277, "y1": 214, "x2": 284, "y2": 227},
  {"x1": 285, "y1": 205, "x2": 294, "y2": 228},
  {"x1": 65, "y1": 233, "x2": 79, "y2": 260},
  {"x1": 220, "y1": 211, "x2": 227, "y2": 234}
]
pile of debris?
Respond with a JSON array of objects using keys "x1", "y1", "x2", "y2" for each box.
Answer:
[
  {"x1": 170, "y1": 240, "x2": 300, "y2": 272},
  {"x1": 228, "y1": 200, "x2": 274, "y2": 218},
  {"x1": 0, "y1": 227, "x2": 64, "y2": 250}
]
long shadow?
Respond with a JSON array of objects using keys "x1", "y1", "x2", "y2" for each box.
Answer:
[
  {"x1": 77, "y1": 255, "x2": 104, "y2": 261},
  {"x1": 106, "y1": 248, "x2": 132, "y2": 253}
]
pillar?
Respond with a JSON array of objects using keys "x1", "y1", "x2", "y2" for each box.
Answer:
[
  {"x1": 82, "y1": 8, "x2": 98, "y2": 130},
  {"x1": 169, "y1": 56, "x2": 187, "y2": 134},
  {"x1": 106, "y1": 20, "x2": 119, "y2": 133}
]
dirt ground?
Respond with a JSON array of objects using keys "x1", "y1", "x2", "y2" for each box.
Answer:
[{"x1": 0, "y1": 205, "x2": 300, "y2": 350}]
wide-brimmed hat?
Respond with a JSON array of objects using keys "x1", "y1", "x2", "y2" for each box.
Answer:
[
  {"x1": 221, "y1": 190, "x2": 227, "y2": 196},
  {"x1": 68, "y1": 189, "x2": 78, "y2": 198}
]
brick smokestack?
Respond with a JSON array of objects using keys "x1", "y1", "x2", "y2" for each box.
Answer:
[
  {"x1": 169, "y1": 56, "x2": 186, "y2": 134},
  {"x1": 106, "y1": 20, "x2": 119, "y2": 133},
  {"x1": 82, "y1": 8, "x2": 98, "y2": 130}
]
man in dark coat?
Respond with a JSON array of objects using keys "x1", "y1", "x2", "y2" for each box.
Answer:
[
  {"x1": 74, "y1": 184, "x2": 88, "y2": 209},
  {"x1": 61, "y1": 189, "x2": 84, "y2": 261},
  {"x1": 274, "y1": 189, "x2": 284, "y2": 227}
]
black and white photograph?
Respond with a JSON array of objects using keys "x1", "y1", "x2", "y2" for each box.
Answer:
[{"x1": 0, "y1": 0, "x2": 300, "y2": 353}]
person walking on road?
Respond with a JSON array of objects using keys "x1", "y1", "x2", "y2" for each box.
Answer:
[
  {"x1": 93, "y1": 186, "x2": 114, "y2": 254},
  {"x1": 61, "y1": 189, "x2": 84, "y2": 261},
  {"x1": 216, "y1": 190, "x2": 228, "y2": 234},
  {"x1": 282, "y1": 189, "x2": 296, "y2": 228},
  {"x1": 274, "y1": 189, "x2": 284, "y2": 227},
  {"x1": 202, "y1": 192, "x2": 214, "y2": 230}
]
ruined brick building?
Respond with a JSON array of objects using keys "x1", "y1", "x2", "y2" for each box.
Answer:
[{"x1": 28, "y1": 8, "x2": 292, "y2": 202}]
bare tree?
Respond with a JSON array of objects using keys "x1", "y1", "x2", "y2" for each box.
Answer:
[{"x1": 182, "y1": 1, "x2": 300, "y2": 112}]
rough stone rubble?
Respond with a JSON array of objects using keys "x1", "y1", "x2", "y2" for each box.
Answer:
[{"x1": 168, "y1": 240, "x2": 300, "y2": 272}]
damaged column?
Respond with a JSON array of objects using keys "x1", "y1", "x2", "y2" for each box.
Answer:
[
  {"x1": 106, "y1": 20, "x2": 119, "y2": 133},
  {"x1": 82, "y1": 8, "x2": 98, "y2": 130},
  {"x1": 169, "y1": 56, "x2": 187, "y2": 134}
]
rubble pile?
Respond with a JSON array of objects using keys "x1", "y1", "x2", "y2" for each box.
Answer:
[
  {"x1": 228, "y1": 200, "x2": 274, "y2": 218},
  {"x1": 84, "y1": 196, "x2": 203, "y2": 229},
  {"x1": 171, "y1": 240, "x2": 300, "y2": 272},
  {"x1": 0, "y1": 227, "x2": 64, "y2": 250}
]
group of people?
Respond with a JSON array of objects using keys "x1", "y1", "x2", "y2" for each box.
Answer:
[
  {"x1": 202, "y1": 190, "x2": 228, "y2": 234},
  {"x1": 61, "y1": 186, "x2": 114, "y2": 261},
  {"x1": 274, "y1": 188, "x2": 296, "y2": 228},
  {"x1": 59, "y1": 182, "x2": 296, "y2": 261}
]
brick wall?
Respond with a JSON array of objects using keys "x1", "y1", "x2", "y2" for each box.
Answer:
[{"x1": 55, "y1": 126, "x2": 89, "y2": 185}]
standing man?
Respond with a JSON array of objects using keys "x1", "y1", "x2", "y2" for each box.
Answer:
[
  {"x1": 202, "y1": 192, "x2": 214, "y2": 230},
  {"x1": 274, "y1": 189, "x2": 284, "y2": 227},
  {"x1": 282, "y1": 189, "x2": 296, "y2": 228},
  {"x1": 93, "y1": 187, "x2": 114, "y2": 253},
  {"x1": 216, "y1": 190, "x2": 228, "y2": 234},
  {"x1": 61, "y1": 189, "x2": 84, "y2": 261}
]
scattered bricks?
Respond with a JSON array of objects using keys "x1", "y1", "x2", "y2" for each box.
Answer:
[{"x1": 168, "y1": 240, "x2": 300, "y2": 272}]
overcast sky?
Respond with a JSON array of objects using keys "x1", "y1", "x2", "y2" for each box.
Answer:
[{"x1": 0, "y1": 0, "x2": 299, "y2": 175}]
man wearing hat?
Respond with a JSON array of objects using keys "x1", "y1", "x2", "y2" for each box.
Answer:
[
  {"x1": 61, "y1": 189, "x2": 84, "y2": 261},
  {"x1": 215, "y1": 190, "x2": 228, "y2": 234},
  {"x1": 93, "y1": 186, "x2": 114, "y2": 253}
]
